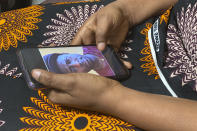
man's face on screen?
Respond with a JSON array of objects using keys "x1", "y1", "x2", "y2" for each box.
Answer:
[{"x1": 56, "y1": 53, "x2": 96, "y2": 73}]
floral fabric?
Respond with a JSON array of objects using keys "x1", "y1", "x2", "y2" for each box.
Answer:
[{"x1": 0, "y1": 0, "x2": 197, "y2": 130}]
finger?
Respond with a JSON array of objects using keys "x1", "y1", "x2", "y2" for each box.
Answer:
[
  {"x1": 81, "y1": 27, "x2": 95, "y2": 45},
  {"x1": 71, "y1": 32, "x2": 83, "y2": 45},
  {"x1": 72, "y1": 28, "x2": 95, "y2": 45},
  {"x1": 71, "y1": 16, "x2": 96, "y2": 45},
  {"x1": 48, "y1": 90, "x2": 83, "y2": 108},
  {"x1": 121, "y1": 59, "x2": 132, "y2": 69},
  {"x1": 48, "y1": 89, "x2": 72, "y2": 104},
  {"x1": 109, "y1": 20, "x2": 129, "y2": 51},
  {"x1": 95, "y1": 15, "x2": 112, "y2": 51},
  {"x1": 31, "y1": 69, "x2": 76, "y2": 91},
  {"x1": 97, "y1": 42, "x2": 106, "y2": 51}
]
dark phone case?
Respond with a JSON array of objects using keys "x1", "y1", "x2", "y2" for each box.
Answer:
[
  {"x1": 16, "y1": 46, "x2": 130, "y2": 89},
  {"x1": 17, "y1": 48, "x2": 46, "y2": 89},
  {"x1": 102, "y1": 46, "x2": 130, "y2": 80}
]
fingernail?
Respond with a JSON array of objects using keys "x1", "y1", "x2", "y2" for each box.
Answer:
[
  {"x1": 97, "y1": 42, "x2": 106, "y2": 51},
  {"x1": 32, "y1": 69, "x2": 41, "y2": 81},
  {"x1": 128, "y1": 63, "x2": 132, "y2": 69}
]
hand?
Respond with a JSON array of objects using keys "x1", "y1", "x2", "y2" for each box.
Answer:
[
  {"x1": 71, "y1": 1, "x2": 131, "y2": 52},
  {"x1": 71, "y1": 1, "x2": 133, "y2": 69},
  {"x1": 31, "y1": 69, "x2": 125, "y2": 114},
  {"x1": 71, "y1": 0, "x2": 178, "y2": 51}
]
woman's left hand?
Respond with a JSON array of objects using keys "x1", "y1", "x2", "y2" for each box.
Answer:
[{"x1": 31, "y1": 69, "x2": 126, "y2": 114}]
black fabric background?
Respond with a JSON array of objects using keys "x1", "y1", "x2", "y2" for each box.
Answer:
[{"x1": 0, "y1": 0, "x2": 196, "y2": 130}]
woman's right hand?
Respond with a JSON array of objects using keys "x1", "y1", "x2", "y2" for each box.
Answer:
[
  {"x1": 71, "y1": 0, "x2": 132, "y2": 52},
  {"x1": 71, "y1": 0, "x2": 178, "y2": 52}
]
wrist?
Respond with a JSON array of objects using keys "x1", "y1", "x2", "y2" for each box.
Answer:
[
  {"x1": 97, "y1": 84, "x2": 125, "y2": 115},
  {"x1": 108, "y1": 86, "x2": 141, "y2": 121},
  {"x1": 113, "y1": 0, "x2": 136, "y2": 27},
  {"x1": 116, "y1": 0, "x2": 178, "y2": 26},
  {"x1": 115, "y1": 0, "x2": 151, "y2": 26},
  {"x1": 104, "y1": 84, "x2": 134, "y2": 116}
]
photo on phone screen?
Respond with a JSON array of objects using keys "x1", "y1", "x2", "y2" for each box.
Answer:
[
  {"x1": 17, "y1": 45, "x2": 130, "y2": 89},
  {"x1": 39, "y1": 46, "x2": 115, "y2": 77}
]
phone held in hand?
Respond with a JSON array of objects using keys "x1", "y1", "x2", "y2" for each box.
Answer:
[{"x1": 17, "y1": 45, "x2": 130, "y2": 90}]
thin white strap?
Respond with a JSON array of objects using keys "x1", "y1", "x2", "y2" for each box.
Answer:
[{"x1": 148, "y1": 28, "x2": 178, "y2": 97}]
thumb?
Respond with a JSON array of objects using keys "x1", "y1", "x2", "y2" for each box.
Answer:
[
  {"x1": 31, "y1": 69, "x2": 70, "y2": 90},
  {"x1": 31, "y1": 69, "x2": 57, "y2": 87}
]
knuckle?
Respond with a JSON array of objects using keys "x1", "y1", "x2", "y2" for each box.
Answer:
[
  {"x1": 41, "y1": 73, "x2": 55, "y2": 87},
  {"x1": 48, "y1": 93, "x2": 59, "y2": 104},
  {"x1": 66, "y1": 74, "x2": 77, "y2": 87},
  {"x1": 48, "y1": 96, "x2": 58, "y2": 104}
]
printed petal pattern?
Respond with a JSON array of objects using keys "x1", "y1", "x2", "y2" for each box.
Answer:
[
  {"x1": 165, "y1": 3, "x2": 197, "y2": 90},
  {"x1": 0, "y1": 100, "x2": 5, "y2": 127},
  {"x1": 0, "y1": 5, "x2": 44, "y2": 51},
  {"x1": 160, "y1": 8, "x2": 171, "y2": 24},
  {"x1": 19, "y1": 90, "x2": 136, "y2": 131},
  {"x1": 41, "y1": 4, "x2": 104, "y2": 46},
  {"x1": 0, "y1": 61, "x2": 22, "y2": 79},
  {"x1": 53, "y1": 0, "x2": 101, "y2": 5}
]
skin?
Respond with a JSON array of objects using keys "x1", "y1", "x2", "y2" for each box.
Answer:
[{"x1": 32, "y1": 0, "x2": 197, "y2": 130}]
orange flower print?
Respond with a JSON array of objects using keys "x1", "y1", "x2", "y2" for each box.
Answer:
[
  {"x1": 20, "y1": 90, "x2": 136, "y2": 131},
  {"x1": 0, "y1": 5, "x2": 44, "y2": 51}
]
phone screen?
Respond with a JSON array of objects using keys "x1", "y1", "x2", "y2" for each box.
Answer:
[{"x1": 38, "y1": 46, "x2": 115, "y2": 77}]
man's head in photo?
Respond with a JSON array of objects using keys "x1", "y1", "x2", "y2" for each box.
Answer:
[{"x1": 43, "y1": 53, "x2": 106, "y2": 74}]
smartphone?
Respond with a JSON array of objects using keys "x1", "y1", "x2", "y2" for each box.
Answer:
[{"x1": 17, "y1": 45, "x2": 130, "y2": 89}]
